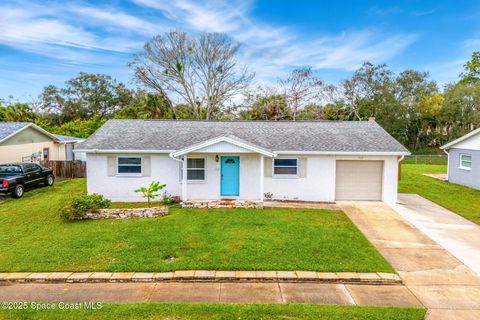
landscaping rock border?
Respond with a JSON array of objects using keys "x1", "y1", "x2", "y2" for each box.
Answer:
[
  {"x1": 0, "y1": 271, "x2": 402, "y2": 285},
  {"x1": 182, "y1": 200, "x2": 263, "y2": 209},
  {"x1": 83, "y1": 206, "x2": 168, "y2": 220}
]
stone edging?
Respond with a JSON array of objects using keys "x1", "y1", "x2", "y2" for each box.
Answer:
[
  {"x1": 83, "y1": 206, "x2": 168, "y2": 220},
  {"x1": 182, "y1": 200, "x2": 263, "y2": 209},
  {"x1": 0, "y1": 271, "x2": 401, "y2": 285}
]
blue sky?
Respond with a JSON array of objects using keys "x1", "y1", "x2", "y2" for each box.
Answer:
[{"x1": 1, "y1": 0, "x2": 479, "y2": 101}]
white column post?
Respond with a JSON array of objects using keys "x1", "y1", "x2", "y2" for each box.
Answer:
[
  {"x1": 260, "y1": 155, "x2": 264, "y2": 201},
  {"x1": 182, "y1": 155, "x2": 188, "y2": 202}
]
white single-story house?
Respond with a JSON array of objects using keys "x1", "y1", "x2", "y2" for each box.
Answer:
[
  {"x1": 75, "y1": 119, "x2": 410, "y2": 204},
  {"x1": 0, "y1": 122, "x2": 85, "y2": 163},
  {"x1": 441, "y1": 128, "x2": 480, "y2": 190}
]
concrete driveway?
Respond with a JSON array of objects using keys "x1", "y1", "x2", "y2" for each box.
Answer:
[
  {"x1": 393, "y1": 194, "x2": 480, "y2": 276},
  {"x1": 339, "y1": 200, "x2": 480, "y2": 320}
]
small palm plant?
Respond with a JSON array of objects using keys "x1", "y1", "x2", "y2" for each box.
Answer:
[{"x1": 134, "y1": 181, "x2": 166, "y2": 208}]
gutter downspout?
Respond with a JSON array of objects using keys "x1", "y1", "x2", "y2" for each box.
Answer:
[
  {"x1": 443, "y1": 149, "x2": 449, "y2": 181},
  {"x1": 397, "y1": 155, "x2": 405, "y2": 181},
  {"x1": 169, "y1": 154, "x2": 186, "y2": 202},
  {"x1": 396, "y1": 155, "x2": 406, "y2": 203}
]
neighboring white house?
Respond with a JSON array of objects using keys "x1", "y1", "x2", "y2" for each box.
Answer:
[
  {"x1": 441, "y1": 128, "x2": 480, "y2": 190},
  {"x1": 0, "y1": 122, "x2": 84, "y2": 163},
  {"x1": 75, "y1": 119, "x2": 410, "y2": 204}
]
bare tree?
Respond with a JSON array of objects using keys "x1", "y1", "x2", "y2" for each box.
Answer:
[
  {"x1": 131, "y1": 31, "x2": 254, "y2": 120},
  {"x1": 280, "y1": 67, "x2": 334, "y2": 120}
]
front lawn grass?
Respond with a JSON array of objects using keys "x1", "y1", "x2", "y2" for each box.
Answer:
[
  {"x1": 399, "y1": 164, "x2": 480, "y2": 224},
  {"x1": 0, "y1": 179, "x2": 392, "y2": 272},
  {"x1": 0, "y1": 303, "x2": 426, "y2": 320}
]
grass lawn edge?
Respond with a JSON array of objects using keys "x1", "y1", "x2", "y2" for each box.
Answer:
[{"x1": 0, "y1": 303, "x2": 427, "y2": 320}]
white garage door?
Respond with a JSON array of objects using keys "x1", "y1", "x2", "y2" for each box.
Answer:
[{"x1": 335, "y1": 160, "x2": 383, "y2": 201}]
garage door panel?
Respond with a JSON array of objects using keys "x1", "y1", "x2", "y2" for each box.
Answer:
[{"x1": 335, "y1": 161, "x2": 383, "y2": 201}]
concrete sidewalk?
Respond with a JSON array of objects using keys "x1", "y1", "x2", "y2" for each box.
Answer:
[
  {"x1": 0, "y1": 282, "x2": 421, "y2": 306},
  {"x1": 340, "y1": 201, "x2": 480, "y2": 320},
  {"x1": 394, "y1": 193, "x2": 480, "y2": 276}
]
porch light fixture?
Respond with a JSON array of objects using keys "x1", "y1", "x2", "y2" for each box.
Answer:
[{"x1": 215, "y1": 155, "x2": 219, "y2": 162}]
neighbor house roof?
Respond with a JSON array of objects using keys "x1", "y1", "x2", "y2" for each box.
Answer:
[
  {"x1": 0, "y1": 122, "x2": 58, "y2": 144},
  {"x1": 76, "y1": 119, "x2": 410, "y2": 155},
  {"x1": 0, "y1": 122, "x2": 84, "y2": 144},
  {"x1": 53, "y1": 134, "x2": 85, "y2": 143},
  {"x1": 441, "y1": 128, "x2": 480, "y2": 150},
  {"x1": 0, "y1": 122, "x2": 30, "y2": 142}
]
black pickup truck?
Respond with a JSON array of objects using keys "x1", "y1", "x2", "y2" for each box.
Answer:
[{"x1": 0, "y1": 163, "x2": 55, "y2": 198}]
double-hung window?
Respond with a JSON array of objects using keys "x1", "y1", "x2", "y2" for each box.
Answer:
[
  {"x1": 459, "y1": 154, "x2": 472, "y2": 170},
  {"x1": 117, "y1": 157, "x2": 142, "y2": 175},
  {"x1": 187, "y1": 158, "x2": 205, "y2": 181},
  {"x1": 273, "y1": 158, "x2": 298, "y2": 176}
]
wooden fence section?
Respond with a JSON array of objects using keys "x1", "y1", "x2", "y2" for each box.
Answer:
[{"x1": 40, "y1": 160, "x2": 86, "y2": 178}]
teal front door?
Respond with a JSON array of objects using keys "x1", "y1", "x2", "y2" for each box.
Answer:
[{"x1": 221, "y1": 156, "x2": 240, "y2": 196}]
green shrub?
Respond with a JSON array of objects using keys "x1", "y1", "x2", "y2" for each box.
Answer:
[
  {"x1": 162, "y1": 191, "x2": 174, "y2": 205},
  {"x1": 134, "y1": 181, "x2": 166, "y2": 208},
  {"x1": 61, "y1": 193, "x2": 111, "y2": 220}
]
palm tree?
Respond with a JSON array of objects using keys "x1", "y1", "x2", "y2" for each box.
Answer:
[{"x1": 3, "y1": 103, "x2": 38, "y2": 122}]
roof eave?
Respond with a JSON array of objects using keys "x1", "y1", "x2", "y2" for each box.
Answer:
[
  {"x1": 275, "y1": 151, "x2": 411, "y2": 156},
  {"x1": 59, "y1": 139, "x2": 85, "y2": 143},
  {"x1": 74, "y1": 149, "x2": 410, "y2": 156},
  {"x1": 441, "y1": 128, "x2": 480, "y2": 150},
  {"x1": 74, "y1": 149, "x2": 174, "y2": 154}
]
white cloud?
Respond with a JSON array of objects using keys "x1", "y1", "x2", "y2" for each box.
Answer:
[
  {"x1": 66, "y1": 4, "x2": 165, "y2": 35},
  {"x1": 423, "y1": 59, "x2": 464, "y2": 87},
  {"x1": 368, "y1": 6, "x2": 403, "y2": 16},
  {"x1": 464, "y1": 38, "x2": 480, "y2": 48},
  {"x1": 0, "y1": 0, "x2": 419, "y2": 97},
  {"x1": 251, "y1": 31, "x2": 417, "y2": 70},
  {"x1": 0, "y1": 7, "x2": 97, "y2": 50},
  {"x1": 133, "y1": 0, "x2": 418, "y2": 84},
  {"x1": 410, "y1": 9, "x2": 437, "y2": 17},
  {"x1": 0, "y1": 1, "x2": 152, "y2": 63}
]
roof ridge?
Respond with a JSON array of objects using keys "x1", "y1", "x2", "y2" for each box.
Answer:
[{"x1": 109, "y1": 119, "x2": 372, "y2": 123}]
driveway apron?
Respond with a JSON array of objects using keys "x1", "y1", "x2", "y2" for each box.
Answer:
[
  {"x1": 394, "y1": 193, "x2": 480, "y2": 276},
  {"x1": 339, "y1": 200, "x2": 480, "y2": 320}
]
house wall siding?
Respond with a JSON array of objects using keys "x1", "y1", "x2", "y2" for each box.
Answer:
[
  {"x1": 86, "y1": 153, "x2": 400, "y2": 204},
  {"x1": 264, "y1": 154, "x2": 399, "y2": 203},
  {"x1": 86, "y1": 153, "x2": 182, "y2": 202},
  {"x1": 0, "y1": 127, "x2": 65, "y2": 162},
  {"x1": 448, "y1": 148, "x2": 480, "y2": 190},
  {"x1": 264, "y1": 155, "x2": 335, "y2": 202},
  {"x1": 186, "y1": 153, "x2": 261, "y2": 200}
]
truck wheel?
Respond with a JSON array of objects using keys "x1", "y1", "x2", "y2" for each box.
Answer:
[
  {"x1": 12, "y1": 185, "x2": 24, "y2": 198},
  {"x1": 45, "y1": 175, "x2": 54, "y2": 186}
]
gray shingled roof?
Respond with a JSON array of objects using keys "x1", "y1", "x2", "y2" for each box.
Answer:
[
  {"x1": 0, "y1": 122, "x2": 30, "y2": 142},
  {"x1": 53, "y1": 134, "x2": 84, "y2": 142},
  {"x1": 77, "y1": 119, "x2": 409, "y2": 154}
]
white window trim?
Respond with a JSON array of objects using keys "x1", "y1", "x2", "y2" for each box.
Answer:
[
  {"x1": 272, "y1": 157, "x2": 299, "y2": 179},
  {"x1": 116, "y1": 156, "x2": 143, "y2": 176},
  {"x1": 180, "y1": 157, "x2": 207, "y2": 183},
  {"x1": 459, "y1": 154, "x2": 472, "y2": 171}
]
